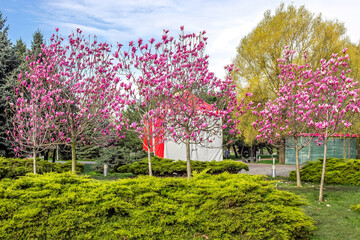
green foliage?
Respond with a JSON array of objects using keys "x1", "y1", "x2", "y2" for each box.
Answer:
[
  {"x1": 289, "y1": 158, "x2": 360, "y2": 185},
  {"x1": 351, "y1": 204, "x2": 360, "y2": 213},
  {"x1": 0, "y1": 12, "x2": 19, "y2": 157},
  {"x1": 118, "y1": 156, "x2": 249, "y2": 176},
  {"x1": 233, "y1": 4, "x2": 352, "y2": 144},
  {"x1": 0, "y1": 157, "x2": 84, "y2": 179},
  {"x1": 94, "y1": 146, "x2": 146, "y2": 173},
  {"x1": 0, "y1": 172, "x2": 315, "y2": 239},
  {"x1": 76, "y1": 144, "x2": 101, "y2": 160},
  {"x1": 30, "y1": 29, "x2": 44, "y2": 59}
]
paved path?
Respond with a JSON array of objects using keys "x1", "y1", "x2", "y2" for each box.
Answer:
[{"x1": 241, "y1": 163, "x2": 297, "y2": 177}]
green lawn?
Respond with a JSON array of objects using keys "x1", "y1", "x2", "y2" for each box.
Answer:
[{"x1": 277, "y1": 181, "x2": 360, "y2": 240}]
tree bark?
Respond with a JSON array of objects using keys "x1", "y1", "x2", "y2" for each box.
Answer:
[
  {"x1": 33, "y1": 148, "x2": 37, "y2": 175},
  {"x1": 295, "y1": 137, "x2": 302, "y2": 187},
  {"x1": 71, "y1": 140, "x2": 76, "y2": 173},
  {"x1": 52, "y1": 148, "x2": 56, "y2": 163},
  {"x1": 147, "y1": 135, "x2": 153, "y2": 177},
  {"x1": 232, "y1": 145, "x2": 238, "y2": 158},
  {"x1": 307, "y1": 137, "x2": 311, "y2": 162},
  {"x1": 70, "y1": 116, "x2": 76, "y2": 173},
  {"x1": 319, "y1": 137, "x2": 328, "y2": 202},
  {"x1": 278, "y1": 140, "x2": 286, "y2": 164},
  {"x1": 343, "y1": 135, "x2": 346, "y2": 159},
  {"x1": 240, "y1": 146, "x2": 244, "y2": 159},
  {"x1": 186, "y1": 137, "x2": 191, "y2": 179},
  {"x1": 349, "y1": 136, "x2": 351, "y2": 158},
  {"x1": 44, "y1": 150, "x2": 49, "y2": 161},
  {"x1": 260, "y1": 147, "x2": 264, "y2": 155}
]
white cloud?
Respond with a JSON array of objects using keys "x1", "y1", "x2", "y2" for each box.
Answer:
[{"x1": 32, "y1": 0, "x2": 360, "y2": 78}]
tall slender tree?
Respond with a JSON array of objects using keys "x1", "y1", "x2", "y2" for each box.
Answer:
[
  {"x1": 0, "y1": 12, "x2": 18, "y2": 157},
  {"x1": 10, "y1": 55, "x2": 65, "y2": 174},
  {"x1": 308, "y1": 49, "x2": 360, "y2": 201},
  {"x1": 254, "y1": 50, "x2": 316, "y2": 187}
]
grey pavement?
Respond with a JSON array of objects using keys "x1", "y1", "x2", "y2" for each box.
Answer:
[{"x1": 240, "y1": 163, "x2": 297, "y2": 177}]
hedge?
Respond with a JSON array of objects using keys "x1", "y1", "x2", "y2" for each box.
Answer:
[
  {"x1": 117, "y1": 156, "x2": 249, "y2": 176},
  {"x1": 0, "y1": 157, "x2": 84, "y2": 179},
  {"x1": 289, "y1": 158, "x2": 360, "y2": 185},
  {"x1": 0, "y1": 172, "x2": 315, "y2": 239}
]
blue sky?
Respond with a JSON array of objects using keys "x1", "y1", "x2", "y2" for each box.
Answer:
[{"x1": 2, "y1": 0, "x2": 360, "y2": 78}]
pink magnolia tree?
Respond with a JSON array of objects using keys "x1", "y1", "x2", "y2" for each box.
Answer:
[
  {"x1": 254, "y1": 50, "x2": 316, "y2": 187},
  {"x1": 15, "y1": 29, "x2": 128, "y2": 173},
  {"x1": 9, "y1": 55, "x2": 65, "y2": 174},
  {"x1": 159, "y1": 28, "x2": 243, "y2": 179},
  {"x1": 115, "y1": 28, "x2": 245, "y2": 179},
  {"x1": 113, "y1": 35, "x2": 171, "y2": 176},
  {"x1": 308, "y1": 49, "x2": 360, "y2": 201}
]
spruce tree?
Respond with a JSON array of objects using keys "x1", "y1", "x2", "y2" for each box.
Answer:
[
  {"x1": 30, "y1": 29, "x2": 44, "y2": 59},
  {"x1": 0, "y1": 12, "x2": 18, "y2": 157}
]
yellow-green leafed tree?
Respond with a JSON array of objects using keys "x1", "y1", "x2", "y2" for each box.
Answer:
[{"x1": 233, "y1": 3, "x2": 353, "y2": 162}]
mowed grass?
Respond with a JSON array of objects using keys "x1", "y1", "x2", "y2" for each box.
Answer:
[{"x1": 277, "y1": 181, "x2": 360, "y2": 240}]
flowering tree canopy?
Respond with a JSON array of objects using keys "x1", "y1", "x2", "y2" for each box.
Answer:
[
  {"x1": 308, "y1": 49, "x2": 360, "y2": 201},
  {"x1": 254, "y1": 50, "x2": 316, "y2": 187},
  {"x1": 9, "y1": 54, "x2": 64, "y2": 174},
  {"x1": 115, "y1": 27, "x2": 246, "y2": 178},
  {"x1": 11, "y1": 29, "x2": 128, "y2": 173}
]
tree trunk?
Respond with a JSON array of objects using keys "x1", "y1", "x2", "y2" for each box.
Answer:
[
  {"x1": 266, "y1": 146, "x2": 273, "y2": 155},
  {"x1": 33, "y1": 148, "x2": 37, "y2": 175},
  {"x1": 349, "y1": 136, "x2": 351, "y2": 158},
  {"x1": 52, "y1": 148, "x2": 56, "y2": 163},
  {"x1": 71, "y1": 140, "x2": 76, "y2": 173},
  {"x1": 260, "y1": 147, "x2": 264, "y2": 155},
  {"x1": 147, "y1": 136, "x2": 153, "y2": 177},
  {"x1": 319, "y1": 137, "x2": 328, "y2": 202},
  {"x1": 70, "y1": 116, "x2": 76, "y2": 173},
  {"x1": 278, "y1": 140, "x2": 286, "y2": 164},
  {"x1": 307, "y1": 137, "x2": 311, "y2": 162},
  {"x1": 186, "y1": 137, "x2": 191, "y2": 179},
  {"x1": 343, "y1": 135, "x2": 346, "y2": 159},
  {"x1": 232, "y1": 145, "x2": 238, "y2": 158},
  {"x1": 44, "y1": 150, "x2": 49, "y2": 161},
  {"x1": 295, "y1": 137, "x2": 302, "y2": 187}
]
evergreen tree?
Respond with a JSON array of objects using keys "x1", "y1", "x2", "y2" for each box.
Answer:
[
  {"x1": 30, "y1": 29, "x2": 44, "y2": 59},
  {"x1": 0, "y1": 12, "x2": 18, "y2": 157},
  {"x1": 14, "y1": 38, "x2": 27, "y2": 59}
]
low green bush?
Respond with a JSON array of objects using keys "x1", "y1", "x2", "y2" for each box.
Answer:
[
  {"x1": 289, "y1": 158, "x2": 360, "y2": 185},
  {"x1": 117, "y1": 156, "x2": 249, "y2": 176},
  {"x1": 0, "y1": 157, "x2": 84, "y2": 179},
  {"x1": 352, "y1": 204, "x2": 360, "y2": 213},
  {"x1": 0, "y1": 172, "x2": 315, "y2": 239}
]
